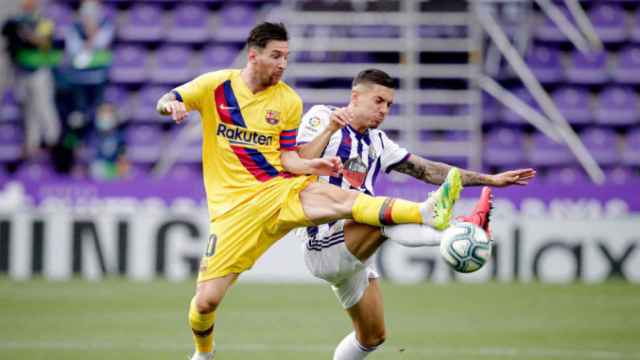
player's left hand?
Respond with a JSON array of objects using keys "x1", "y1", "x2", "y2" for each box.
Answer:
[
  {"x1": 489, "y1": 168, "x2": 536, "y2": 187},
  {"x1": 309, "y1": 156, "x2": 343, "y2": 177}
]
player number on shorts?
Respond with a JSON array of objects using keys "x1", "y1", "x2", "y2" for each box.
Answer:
[{"x1": 206, "y1": 234, "x2": 218, "y2": 257}]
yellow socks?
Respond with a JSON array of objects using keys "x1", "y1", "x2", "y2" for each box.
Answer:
[
  {"x1": 352, "y1": 193, "x2": 423, "y2": 226},
  {"x1": 189, "y1": 297, "x2": 216, "y2": 353}
]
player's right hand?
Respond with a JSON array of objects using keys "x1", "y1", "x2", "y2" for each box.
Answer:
[
  {"x1": 327, "y1": 107, "x2": 352, "y2": 132},
  {"x1": 309, "y1": 156, "x2": 343, "y2": 177},
  {"x1": 163, "y1": 101, "x2": 188, "y2": 124}
]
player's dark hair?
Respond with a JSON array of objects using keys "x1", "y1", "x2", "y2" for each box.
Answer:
[
  {"x1": 352, "y1": 69, "x2": 396, "y2": 89},
  {"x1": 246, "y1": 22, "x2": 288, "y2": 49}
]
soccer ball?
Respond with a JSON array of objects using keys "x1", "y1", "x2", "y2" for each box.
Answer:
[{"x1": 439, "y1": 222, "x2": 492, "y2": 273}]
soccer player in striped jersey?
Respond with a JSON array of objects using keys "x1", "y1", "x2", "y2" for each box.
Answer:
[
  {"x1": 157, "y1": 24, "x2": 470, "y2": 360},
  {"x1": 296, "y1": 69, "x2": 536, "y2": 360}
]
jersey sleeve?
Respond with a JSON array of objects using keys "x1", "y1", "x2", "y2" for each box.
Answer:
[
  {"x1": 279, "y1": 93, "x2": 304, "y2": 151},
  {"x1": 379, "y1": 131, "x2": 411, "y2": 173},
  {"x1": 296, "y1": 105, "x2": 332, "y2": 145},
  {"x1": 172, "y1": 72, "x2": 222, "y2": 113}
]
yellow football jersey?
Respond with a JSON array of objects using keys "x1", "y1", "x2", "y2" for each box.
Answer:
[{"x1": 172, "y1": 69, "x2": 303, "y2": 219}]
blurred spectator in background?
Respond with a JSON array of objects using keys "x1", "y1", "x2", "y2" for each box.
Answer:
[
  {"x1": 62, "y1": 0, "x2": 114, "y2": 138},
  {"x1": 1, "y1": 0, "x2": 62, "y2": 159},
  {"x1": 89, "y1": 103, "x2": 127, "y2": 180},
  {"x1": 55, "y1": 0, "x2": 114, "y2": 175}
]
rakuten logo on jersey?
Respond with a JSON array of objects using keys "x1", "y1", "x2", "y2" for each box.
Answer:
[{"x1": 216, "y1": 123, "x2": 273, "y2": 146}]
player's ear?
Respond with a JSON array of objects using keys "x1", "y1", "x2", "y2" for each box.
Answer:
[
  {"x1": 247, "y1": 47, "x2": 258, "y2": 63},
  {"x1": 350, "y1": 89, "x2": 359, "y2": 105}
]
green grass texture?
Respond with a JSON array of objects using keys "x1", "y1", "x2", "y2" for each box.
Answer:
[{"x1": 1, "y1": 279, "x2": 639, "y2": 360}]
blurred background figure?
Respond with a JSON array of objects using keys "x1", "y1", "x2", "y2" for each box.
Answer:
[
  {"x1": 88, "y1": 102, "x2": 127, "y2": 180},
  {"x1": 56, "y1": 0, "x2": 114, "y2": 175},
  {"x1": 1, "y1": 0, "x2": 61, "y2": 160}
]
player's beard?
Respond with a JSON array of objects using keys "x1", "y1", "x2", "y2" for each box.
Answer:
[{"x1": 269, "y1": 71, "x2": 283, "y2": 86}]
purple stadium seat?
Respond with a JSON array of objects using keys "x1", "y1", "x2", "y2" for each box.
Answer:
[
  {"x1": 130, "y1": 86, "x2": 173, "y2": 123},
  {"x1": 630, "y1": 9, "x2": 640, "y2": 43},
  {"x1": 482, "y1": 93, "x2": 500, "y2": 125},
  {"x1": 588, "y1": 4, "x2": 627, "y2": 43},
  {"x1": 199, "y1": 45, "x2": 239, "y2": 73},
  {"x1": 528, "y1": 132, "x2": 574, "y2": 167},
  {"x1": 103, "y1": 86, "x2": 132, "y2": 121},
  {"x1": 604, "y1": 166, "x2": 635, "y2": 185},
  {"x1": 525, "y1": 46, "x2": 564, "y2": 83},
  {"x1": 125, "y1": 125, "x2": 165, "y2": 163},
  {"x1": 418, "y1": 105, "x2": 454, "y2": 116},
  {"x1": 103, "y1": 86, "x2": 129, "y2": 106},
  {"x1": 595, "y1": 86, "x2": 639, "y2": 126},
  {"x1": 43, "y1": 2, "x2": 73, "y2": 41},
  {"x1": 1, "y1": 91, "x2": 20, "y2": 123},
  {"x1": 566, "y1": 50, "x2": 609, "y2": 85},
  {"x1": 117, "y1": 4, "x2": 164, "y2": 42},
  {"x1": 351, "y1": 25, "x2": 400, "y2": 38},
  {"x1": 214, "y1": 5, "x2": 257, "y2": 42},
  {"x1": 163, "y1": 164, "x2": 201, "y2": 181},
  {"x1": 109, "y1": 45, "x2": 149, "y2": 84},
  {"x1": 612, "y1": 47, "x2": 640, "y2": 84},
  {"x1": 418, "y1": 25, "x2": 466, "y2": 38},
  {"x1": 167, "y1": 4, "x2": 210, "y2": 43},
  {"x1": 535, "y1": 7, "x2": 574, "y2": 42},
  {"x1": 580, "y1": 128, "x2": 620, "y2": 166},
  {"x1": 0, "y1": 124, "x2": 22, "y2": 162},
  {"x1": 15, "y1": 162, "x2": 59, "y2": 182},
  {"x1": 296, "y1": 51, "x2": 345, "y2": 63},
  {"x1": 483, "y1": 128, "x2": 526, "y2": 167},
  {"x1": 621, "y1": 128, "x2": 640, "y2": 166},
  {"x1": 500, "y1": 88, "x2": 539, "y2": 125},
  {"x1": 544, "y1": 166, "x2": 591, "y2": 186},
  {"x1": 551, "y1": 87, "x2": 593, "y2": 125},
  {"x1": 149, "y1": 45, "x2": 194, "y2": 85},
  {"x1": 173, "y1": 128, "x2": 203, "y2": 164}
]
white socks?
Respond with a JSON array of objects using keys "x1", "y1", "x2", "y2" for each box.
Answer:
[
  {"x1": 382, "y1": 223, "x2": 442, "y2": 247},
  {"x1": 190, "y1": 351, "x2": 215, "y2": 360},
  {"x1": 333, "y1": 332, "x2": 379, "y2": 360}
]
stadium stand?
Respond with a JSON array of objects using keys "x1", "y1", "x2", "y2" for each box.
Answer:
[{"x1": 1, "y1": 0, "x2": 639, "y2": 185}]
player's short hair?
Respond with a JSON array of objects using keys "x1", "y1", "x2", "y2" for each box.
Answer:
[
  {"x1": 352, "y1": 69, "x2": 396, "y2": 89},
  {"x1": 246, "y1": 22, "x2": 288, "y2": 50}
]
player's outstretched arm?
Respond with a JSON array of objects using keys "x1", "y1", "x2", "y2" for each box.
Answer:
[
  {"x1": 156, "y1": 92, "x2": 189, "y2": 124},
  {"x1": 281, "y1": 150, "x2": 343, "y2": 177},
  {"x1": 390, "y1": 154, "x2": 536, "y2": 187}
]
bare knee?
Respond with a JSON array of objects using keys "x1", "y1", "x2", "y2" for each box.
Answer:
[
  {"x1": 194, "y1": 292, "x2": 220, "y2": 313},
  {"x1": 194, "y1": 281, "x2": 228, "y2": 314},
  {"x1": 358, "y1": 328, "x2": 386, "y2": 348}
]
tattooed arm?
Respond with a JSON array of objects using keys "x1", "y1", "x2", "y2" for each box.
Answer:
[{"x1": 389, "y1": 154, "x2": 536, "y2": 187}]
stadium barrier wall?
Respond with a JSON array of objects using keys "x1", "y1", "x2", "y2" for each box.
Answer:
[{"x1": 0, "y1": 181, "x2": 637, "y2": 283}]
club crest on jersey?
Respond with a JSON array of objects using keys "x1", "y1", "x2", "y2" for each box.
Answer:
[{"x1": 265, "y1": 110, "x2": 280, "y2": 125}]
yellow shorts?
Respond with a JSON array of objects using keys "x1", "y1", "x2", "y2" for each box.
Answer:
[{"x1": 197, "y1": 175, "x2": 315, "y2": 282}]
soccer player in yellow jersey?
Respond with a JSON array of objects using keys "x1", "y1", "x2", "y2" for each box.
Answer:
[{"x1": 157, "y1": 22, "x2": 461, "y2": 360}]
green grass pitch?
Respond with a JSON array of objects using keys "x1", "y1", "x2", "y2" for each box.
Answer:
[{"x1": 1, "y1": 279, "x2": 639, "y2": 360}]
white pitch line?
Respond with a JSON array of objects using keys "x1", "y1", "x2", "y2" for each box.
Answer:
[{"x1": 0, "y1": 341, "x2": 638, "y2": 359}]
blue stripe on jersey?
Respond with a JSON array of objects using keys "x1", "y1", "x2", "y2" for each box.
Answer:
[
  {"x1": 306, "y1": 226, "x2": 318, "y2": 238},
  {"x1": 171, "y1": 90, "x2": 183, "y2": 102},
  {"x1": 371, "y1": 157, "x2": 382, "y2": 187},
  {"x1": 244, "y1": 147, "x2": 280, "y2": 177},
  {"x1": 330, "y1": 127, "x2": 352, "y2": 186},
  {"x1": 306, "y1": 231, "x2": 345, "y2": 251},
  {"x1": 223, "y1": 80, "x2": 246, "y2": 128}
]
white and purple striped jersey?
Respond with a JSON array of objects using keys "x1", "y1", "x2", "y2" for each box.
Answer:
[
  {"x1": 297, "y1": 105, "x2": 411, "y2": 245},
  {"x1": 297, "y1": 105, "x2": 410, "y2": 195}
]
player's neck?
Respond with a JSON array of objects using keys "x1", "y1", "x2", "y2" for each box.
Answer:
[
  {"x1": 347, "y1": 105, "x2": 368, "y2": 133},
  {"x1": 240, "y1": 68, "x2": 268, "y2": 94}
]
